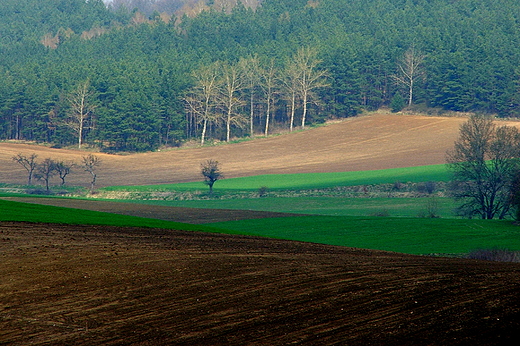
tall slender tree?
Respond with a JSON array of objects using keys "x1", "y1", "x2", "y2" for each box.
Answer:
[
  {"x1": 259, "y1": 59, "x2": 277, "y2": 136},
  {"x1": 219, "y1": 61, "x2": 245, "y2": 142},
  {"x1": 184, "y1": 62, "x2": 222, "y2": 145},
  {"x1": 291, "y1": 47, "x2": 329, "y2": 129},
  {"x1": 66, "y1": 79, "x2": 96, "y2": 149},
  {"x1": 239, "y1": 55, "x2": 261, "y2": 136},
  {"x1": 393, "y1": 46, "x2": 425, "y2": 107}
]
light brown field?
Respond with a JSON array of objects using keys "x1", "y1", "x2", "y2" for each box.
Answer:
[{"x1": 0, "y1": 112, "x2": 475, "y2": 187}]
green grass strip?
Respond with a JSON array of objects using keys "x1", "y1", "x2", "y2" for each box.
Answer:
[
  {"x1": 0, "y1": 199, "x2": 224, "y2": 233},
  {"x1": 209, "y1": 216, "x2": 520, "y2": 255},
  {"x1": 102, "y1": 164, "x2": 451, "y2": 192},
  {"x1": 114, "y1": 196, "x2": 457, "y2": 218}
]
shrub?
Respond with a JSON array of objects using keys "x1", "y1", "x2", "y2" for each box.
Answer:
[
  {"x1": 390, "y1": 93, "x2": 406, "y2": 112},
  {"x1": 417, "y1": 181, "x2": 436, "y2": 194},
  {"x1": 258, "y1": 186, "x2": 269, "y2": 197}
]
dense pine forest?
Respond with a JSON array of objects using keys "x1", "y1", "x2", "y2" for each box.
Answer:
[{"x1": 1, "y1": 0, "x2": 520, "y2": 152}]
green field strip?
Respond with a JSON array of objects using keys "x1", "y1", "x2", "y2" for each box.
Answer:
[
  {"x1": 113, "y1": 196, "x2": 457, "y2": 218},
  {"x1": 209, "y1": 216, "x2": 520, "y2": 255},
  {"x1": 0, "y1": 199, "x2": 225, "y2": 233},
  {"x1": 102, "y1": 164, "x2": 451, "y2": 192}
]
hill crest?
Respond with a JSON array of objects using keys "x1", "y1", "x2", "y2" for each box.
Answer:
[{"x1": 0, "y1": 112, "x2": 503, "y2": 187}]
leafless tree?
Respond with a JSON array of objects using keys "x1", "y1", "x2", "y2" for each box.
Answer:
[
  {"x1": 259, "y1": 59, "x2": 278, "y2": 136},
  {"x1": 12, "y1": 153, "x2": 38, "y2": 185},
  {"x1": 239, "y1": 55, "x2": 261, "y2": 136},
  {"x1": 55, "y1": 160, "x2": 76, "y2": 186},
  {"x1": 281, "y1": 58, "x2": 300, "y2": 132},
  {"x1": 393, "y1": 46, "x2": 425, "y2": 106},
  {"x1": 82, "y1": 154, "x2": 101, "y2": 192},
  {"x1": 66, "y1": 79, "x2": 96, "y2": 149},
  {"x1": 447, "y1": 115, "x2": 520, "y2": 219},
  {"x1": 219, "y1": 61, "x2": 246, "y2": 142},
  {"x1": 185, "y1": 62, "x2": 222, "y2": 145},
  {"x1": 201, "y1": 159, "x2": 223, "y2": 196},
  {"x1": 291, "y1": 47, "x2": 329, "y2": 129},
  {"x1": 35, "y1": 158, "x2": 57, "y2": 192}
]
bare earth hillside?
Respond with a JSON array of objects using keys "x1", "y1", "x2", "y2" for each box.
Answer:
[
  {"x1": 0, "y1": 113, "x2": 475, "y2": 187},
  {"x1": 1, "y1": 221, "x2": 519, "y2": 345}
]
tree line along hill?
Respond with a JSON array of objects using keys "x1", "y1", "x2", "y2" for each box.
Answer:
[{"x1": 1, "y1": 0, "x2": 520, "y2": 152}]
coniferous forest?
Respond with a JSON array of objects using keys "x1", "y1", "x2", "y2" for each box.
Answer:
[{"x1": 2, "y1": 0, "x2": 520, "y2": 152}]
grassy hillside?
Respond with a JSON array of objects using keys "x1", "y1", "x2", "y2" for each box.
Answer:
[
  {"x1": 3, "y1": 197, "x2": 519, "y2": 256},
  {"x1": 209, "y1": 216, "x2": 520, "y2": 255}
]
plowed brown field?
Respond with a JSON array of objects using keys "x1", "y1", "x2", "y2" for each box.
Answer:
[
  {"x1": 1, "y1": 221, "x2": 520, "y2": 345},
  {"x1": 0, "y1": 112, "x2": 479, "y2": 187}
]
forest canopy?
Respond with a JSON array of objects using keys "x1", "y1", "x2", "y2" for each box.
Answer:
[{"x1": 1, "y1": 0, "x2": 520, "y2": 152}]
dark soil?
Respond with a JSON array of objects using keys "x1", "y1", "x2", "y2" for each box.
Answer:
[{"x1": 1, "y1": 221, "x2": 520, "y2": 345}]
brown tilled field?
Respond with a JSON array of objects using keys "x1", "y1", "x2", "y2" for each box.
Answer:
[
  {"x1": 1, "y1": 221, "x2": 520, "y2": 345},
  {"x1": 0, "y1": 112, "x2": 475, "y2": 187}
]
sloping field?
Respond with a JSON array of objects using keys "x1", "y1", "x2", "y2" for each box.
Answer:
[
  {"x1": 0, "y1": 113, "x2": 475, "y2": 187},
  {"x1": 1, "y1": 221, "x2": 520, "y2": 345}
]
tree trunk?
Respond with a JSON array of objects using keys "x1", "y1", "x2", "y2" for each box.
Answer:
[
  {"x1": 301, "y1": 90, "x2": 308, "y2": 129},
  {"x1": 201, "y1": 119, "x2": 207, "y2": 145},
  {"x1": 265, "y1": 96, "x2": 270, "y2": 136},
  {"x1": 290, "y1": 92, "x2": 296, "y2": 132}
]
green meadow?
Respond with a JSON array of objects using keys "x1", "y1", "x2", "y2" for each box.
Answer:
[
  {"x1": 0, "y1": 199, "x2": 223, "y2": 234},
  {"x1": 3, "y1": 164, "x2": 520, "y2": 256},
  {"x1": 102, "y1": 164, "x2": 451, "y2": 192},
  {"x1": 209, "y1": 216, "x2": 520, "y2": 255},
  {"x1": 118, "y1": 196, "x2": 457, "y2": 218}
]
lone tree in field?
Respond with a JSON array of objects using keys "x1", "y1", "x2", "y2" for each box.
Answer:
[
  {"x1": 201, "y1": 159, "x2": 223, "y2": 196},
  {"x1": 12, "y1": 153, "x2": 38, "y2": 185},
  {"x1": 82, "y1": 154, "x2": 101, "y2": 192},
  {"x1": 447, "y1": 115, "x2": 520, "y2": 219}
]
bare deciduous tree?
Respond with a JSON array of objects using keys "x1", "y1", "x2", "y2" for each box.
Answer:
[
  {"x1": 239, "y1": 55, "x2": 261, "y2": 136},
  {"x1": 12, "y1": 153, "x2": 38, "y2": 185},
  {"x1": 281, "y1": 58, "x2": 301, "y2": 132},
  {"x1": 35, "y1": 158, "x2": 57, "y2": 192},
  {"x1": 259, "y1": 59, "x2": 277, "y2": 136},
  {"x1": 201, "y1": 159, "x2": 223, "y2": 196},
  {"x1": 291, "y1": 47, "x2": 329, "y2": 129},
  {"x1": 447, "y1": 115, "x2": 520, "y2": 219},
  {"x1": 66, "y1": 79, "x2": 96, "y2": 149},
  {"x1": 393, "y1": 46, "x2": 425, "y2": 107},
  {"x1": 82, "y1": 154, "x2": 101, "y2": 192},
  {"x1": 185, "y1": 62, "x2": 221, "y2": 145},
  {"x1": 219, "y1": 61, "x2": 246, "y2": 142},
  {"x1": 55, "y1": 160, "x2": 75, "y2": 186}
]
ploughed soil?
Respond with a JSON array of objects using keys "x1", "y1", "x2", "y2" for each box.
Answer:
[
  {"x1": 0, "y1": 112, "x2": 477, "y2": 187},
  {"x1": 1, "y1": 221, "x2": 520, "y2": 345}
]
